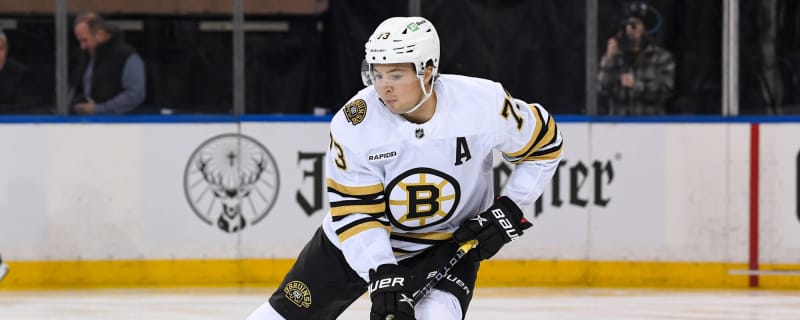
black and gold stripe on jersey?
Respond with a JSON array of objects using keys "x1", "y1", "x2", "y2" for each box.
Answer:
[
  {"x1": 391, "y1": 231, "x2": 453, "y2": 244},
  {"x1": 389, "y1": 231, "x2": 453, "y2": 257},
  {"x1": 326, "y1": 178, "x2": 384, "y2": 200},
  {"x1": 327, "y1": 178, "x2": 389, "y2": 242},
  {"x1": 335, "y1": 217, "x2": 390, "y2": 242},
  {"x1": 504, "y1": 104, "x2": 563, "y2": 163},
  {"x1": 330, "y1": 198, "x2": 385, "y2": 219}
]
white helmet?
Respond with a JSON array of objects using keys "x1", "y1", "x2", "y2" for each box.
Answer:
[{"x1": 363, "y1": 17, "x2": 440, "y2": 86}]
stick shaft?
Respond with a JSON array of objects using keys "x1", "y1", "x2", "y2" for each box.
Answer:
[
  {"x1": 412, "y1": 240, "x2": 477, "y2": 304},
  {"x1": 385, "y1": 240, "x2": 478, "y2": 320}
]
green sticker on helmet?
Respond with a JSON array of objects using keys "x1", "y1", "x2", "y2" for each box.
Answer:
[{"x1": 406, "y1": 23, "x2": 419, "y2": 32}]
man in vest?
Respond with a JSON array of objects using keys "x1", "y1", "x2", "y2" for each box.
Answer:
[{"x1": 72, "y1": 12, "x2": 145, "y2": 114}]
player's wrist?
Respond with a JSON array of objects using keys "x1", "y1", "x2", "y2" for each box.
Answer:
[
  {"x1": 495, "y1": 196, "x2": 522, "y2": 218},
  {"x1": 453, "y1": 196, "x2": 533, "y2": 261}
]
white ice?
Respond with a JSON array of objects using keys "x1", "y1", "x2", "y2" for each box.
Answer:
[{"x1": 0, "y1": 287, "x2": 798, "y2": 319}]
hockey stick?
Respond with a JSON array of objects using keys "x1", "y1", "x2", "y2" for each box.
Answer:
[{"x1": 385, "y1": 239, "x2": 478, "y2": 320}]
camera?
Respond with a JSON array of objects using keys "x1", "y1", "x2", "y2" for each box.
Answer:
[
  {"x1": 609, "y1": 1, "x2": 662, "y2": 53},
  {"x1": 613, "y1": 1, "x2": 662, "y2": 36}
]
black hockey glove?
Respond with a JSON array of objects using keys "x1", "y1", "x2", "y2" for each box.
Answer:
[
  {"x1": 453, "y1": 196, "x2": 533, "y2": 262},
  {"x1": 368, "y1": 264, "x2": 417, "y2": 320}
]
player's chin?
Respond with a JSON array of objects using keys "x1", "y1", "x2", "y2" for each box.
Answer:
[{"x1": 386, "y1": 103, "x2": 409, "y2": 114}]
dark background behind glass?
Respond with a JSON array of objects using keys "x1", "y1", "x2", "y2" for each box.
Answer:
[{"x1": 1, "y1": 0, "x2": 798, "y2": 115}]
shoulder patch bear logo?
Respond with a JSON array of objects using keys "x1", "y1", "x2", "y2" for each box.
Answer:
[
  {"x1": 344, "y1": 99, "x2": 367, "y2": 125},
  {"x1": 284, "y1": 280, "x2": 312, "y2": 308}
]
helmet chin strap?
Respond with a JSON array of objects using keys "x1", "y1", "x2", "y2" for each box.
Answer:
[{"x1": 402, "y1": 75, "x2": 433, "y2": 115}]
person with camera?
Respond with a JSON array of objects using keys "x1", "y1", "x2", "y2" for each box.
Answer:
[{"x1": 598, "y1": 2, "x2": 675, "y2": 115}]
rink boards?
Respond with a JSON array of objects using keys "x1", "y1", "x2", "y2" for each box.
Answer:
[{"x1": 0, "y1": 117, "x2": 798, "y2": 289}]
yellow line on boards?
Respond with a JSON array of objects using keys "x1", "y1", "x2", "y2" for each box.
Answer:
[{"x1": 1, "y1": 259, "x2": 798, "y2": 290}]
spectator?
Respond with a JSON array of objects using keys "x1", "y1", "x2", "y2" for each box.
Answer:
[
  {"x1": 598, "y1": 1, "x2": 675, "y2": 115},
  {"x1": 0, "y1": 29, "x2": 35, "y2": 114},
  {"x1": 71, "y1": 12, "x2": 145, "y2": 115}
]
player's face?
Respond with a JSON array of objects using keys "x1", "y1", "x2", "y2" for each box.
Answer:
[{"x1": 371, "y1": 63, "x2": 424, "y2": 114}]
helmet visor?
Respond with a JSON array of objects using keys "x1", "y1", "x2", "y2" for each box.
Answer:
[{"x1": 368, "y1": 64, "x2": 420, "y2": 87}]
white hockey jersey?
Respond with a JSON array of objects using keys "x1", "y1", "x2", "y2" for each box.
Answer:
[{"x1": 321, "y1": 74, "x2": 563, "y2": 280}]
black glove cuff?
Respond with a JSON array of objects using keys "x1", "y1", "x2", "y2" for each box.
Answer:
[{"x1": 495, "y1": 196, "x2": 524, "y2": 221}]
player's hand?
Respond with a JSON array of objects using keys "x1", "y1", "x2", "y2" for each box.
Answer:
[
  {"x1": 453, "y1": 196, "x2": 533, "y2": 261},
  {"x1": 368, "y1": 264, "x2": 417, "y2": 320}
]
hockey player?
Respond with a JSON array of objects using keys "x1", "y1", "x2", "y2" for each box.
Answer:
[{"x1": 247, "y1": 16, "x2": 563, "y2": 320}]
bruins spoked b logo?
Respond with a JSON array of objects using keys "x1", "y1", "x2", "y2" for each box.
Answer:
[
  {"x1": 183, "y1": 133, "x2": 280, "y2": 233},
  {"x1": 385, "y1": 168, "x2": 461, "y2": 231}
]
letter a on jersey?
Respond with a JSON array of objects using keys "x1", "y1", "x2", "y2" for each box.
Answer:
[{"x1": 455, "y1": 137, "x2": 472, "y2": 166}]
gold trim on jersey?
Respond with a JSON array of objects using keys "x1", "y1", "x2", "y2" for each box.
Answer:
[
  {"x1": 330, "y1": 202, "x2": 386, "y2": 217},
  {"x1": 390, "y1": 231, "x2": 453, "y2": 242},
  {"x1": 522, "y1": 141, "x2": 563, "y2": 161},
  {"x1": 337, "y1": 220, "x2": 390, "y2": 242},
  {"x1": 506, "y1": 104, "x2": 556, "y2": 162},
  {"x1": 531, "y1": 114, "x2": 557, "y2": 152},
  {"x1": 331, "y1": 211, "x2": 384, "y2": 223},
  {"x1": 326, "y1": 178, "x2": 384, "y2": 197},
  {"x1": 506, "y1": 104, "x2": 544, "y2": 158}
]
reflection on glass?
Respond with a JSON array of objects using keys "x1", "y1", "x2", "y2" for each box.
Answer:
[
  {"x1": 597, "y1": 0, "x2": 722, "y2": 115},
  {"x1": 69, "y1": 13, "x2": 147, "y2": 115},
  {"x1": 0, "y1": 15, "x2": 56, "y2": 114},
  {"x1": 243, "y1": 17, "x2": 324, "y2": 115},
  {"x1": 67, "y1": 15, "x2": 234, "y2": 115},
  {"x1": 597, "y1": 2, "x2": 675, "y2": 116},
  {"x1": 739, "y1": 0, "x2": 800, "y2": 115}
]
